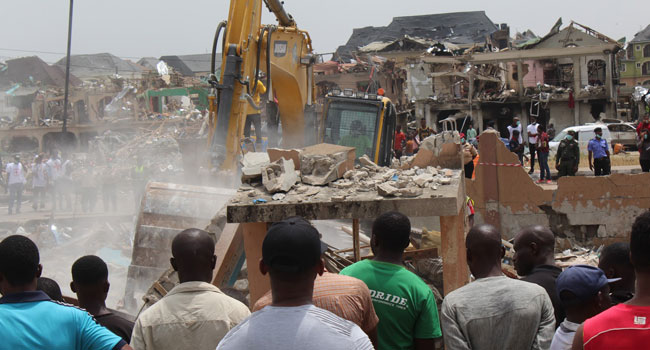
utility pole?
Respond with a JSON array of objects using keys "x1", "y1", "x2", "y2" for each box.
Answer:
[{"x1": 62, "y1": 0, "x2": 74, "y2": 134}]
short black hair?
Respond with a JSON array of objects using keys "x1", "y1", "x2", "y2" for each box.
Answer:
[
  {"x1": 37, "y1": 277, "x2": 64, "y2": 302},
  {"x1": 487, "y1": 120, "x2": 495, "y2": 128},
  {"x1": 599, "y1": 242, "x2": 632, "y2": 270},
  {"x1": 372, "y1": 211, "x2": 411, "y2": 252},
  {"x1": 71, "y1": 255, "x2": 108, "y2": 285},
  {"x1": 630, "y1": 211, "x2": 650, "y2": 271},
  {"x1": 512, "y1": 129, "x2": 520, "y2": 135},
  {"x1": 594, "y1": 127, "x2": 602, "y2": 133},
  {"x1": 538, "y1": 124, "x2": 546, "y2": 132},
  {"x1": 0, "y1": 235, "x2": 40, "y2": 286}
]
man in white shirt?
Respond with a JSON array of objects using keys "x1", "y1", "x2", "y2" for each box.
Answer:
[
  {"x1": 507, "y1": 117, "x2": 523, "y2": 144},
  {"x1": 31, "y1": 155, "x2": 47, "y2": 211},
  {"x1": 217, "y1": 217, "x2": 374, "y2": 350},
  {"x1": 527, "y1": 116, "x2": 540, "y2": 175},
  {"x1": 45, "y1": 153, "x2": 62, "y2": 210},
  {"x1": 131, "y1": 228, "x2": 250, "y2": 350},
  {"x1": 5, "y1": 155, "x2": 26, "y2": 214}
]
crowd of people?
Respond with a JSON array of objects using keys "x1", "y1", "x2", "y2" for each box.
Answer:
[
  {"x1": 1, "y1": 151, "x2": 146, "y2": 215},
  {"x1": 1, "y1": 209, "x2": 649, "y2": 349}
]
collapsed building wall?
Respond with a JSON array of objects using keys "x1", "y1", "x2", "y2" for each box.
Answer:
[{"x1": 467, "y1": 131, "x2": 650, "y2": 244}]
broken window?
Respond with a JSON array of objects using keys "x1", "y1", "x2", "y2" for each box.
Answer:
[{"x1": 587, "y1": 60, "x2": 606, "y2": 85}]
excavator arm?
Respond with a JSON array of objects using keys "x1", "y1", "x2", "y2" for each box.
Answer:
[{"x1": 208, "y1": 0, "x2": 316, "y2": 170}]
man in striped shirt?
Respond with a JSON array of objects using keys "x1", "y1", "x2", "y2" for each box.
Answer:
[{"x1": 217, "y1": 217, "x2": 374, "y2": 350}]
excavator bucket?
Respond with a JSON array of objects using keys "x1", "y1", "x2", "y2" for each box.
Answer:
[{"x1": 124, "y1": 181, "x2": 237, "y2": 312}]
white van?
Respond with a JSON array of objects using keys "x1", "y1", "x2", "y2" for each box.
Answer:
[{"x1": 549, "y1": 125, "x2": 612, "y2": 155}]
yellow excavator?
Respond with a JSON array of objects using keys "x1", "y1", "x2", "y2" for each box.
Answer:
[{"x1": 124, "y1": 0, "x2": 397, "y2": 312}]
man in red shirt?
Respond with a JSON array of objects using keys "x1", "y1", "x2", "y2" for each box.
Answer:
[
  {"x1": 394, "y1": 125, "x2": 406, "y2": 158},
  {"x1": 637, "y1": 114, "x2": 650, "y2": 136},
  {"x1": 572, "y1": 211, "x2": 650, "y2": 349}
]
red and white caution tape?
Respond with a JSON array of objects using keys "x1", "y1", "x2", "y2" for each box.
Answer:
[{"x1": 478, "y1": 162, "x2": 522, "y2": 167}]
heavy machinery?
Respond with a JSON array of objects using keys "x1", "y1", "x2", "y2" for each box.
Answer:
[{"x1": 125, "y1": 0, "x2": 397, "y2": 313}]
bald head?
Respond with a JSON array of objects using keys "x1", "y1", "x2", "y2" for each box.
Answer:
[
  {"x1": 466, "y1": 224, "x2": 505, "y2": 278},
  {"x1": 513, "y1": 225, "x2": 556, "y2": 276},
  {"x1": 170, "y1": 228, "x2": 216, "y2": 283}
]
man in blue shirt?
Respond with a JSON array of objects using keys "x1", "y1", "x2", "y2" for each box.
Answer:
[
  {"x1": 588, "y1": 127, "x2": 610, "y2": 176},
  {"x1": 0, "y1": 235, "x2": 131, "y2": 350}
]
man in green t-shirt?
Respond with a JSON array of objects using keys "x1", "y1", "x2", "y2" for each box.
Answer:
[{"x1": 340, "y1": 212, "x2": 442, "y2": 350}]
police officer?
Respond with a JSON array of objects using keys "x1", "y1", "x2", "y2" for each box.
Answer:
[{"x1": 555, "y1": 130, "x2": 580, "y2": 177}]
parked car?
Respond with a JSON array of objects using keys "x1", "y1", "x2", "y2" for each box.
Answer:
[
  {"x1": 549, "y1": 125, "x2": 612, "y2": 155},
  {"x1": 607, "y1": 123, "x2": 637, "y2": 150}
]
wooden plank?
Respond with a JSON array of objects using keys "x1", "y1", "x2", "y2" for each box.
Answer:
[
  {"x1": 212, "y1": 223, "x2": 245, "y2": 288},
  {"x1": 352, "y1": 219, "x2": 360, "y2": 262},
  {"x1": 242, "y1": 222, "x2": 270, "y2": 306},
  {"x1": 440, "y1": 209, "x2": 470, "y2": 295}
]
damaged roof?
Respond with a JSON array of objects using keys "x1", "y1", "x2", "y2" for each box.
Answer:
[
  {"x1": 0, "y1": 56, "x2": 81, "y2": 88},
  {"x1": 631, "y1": 24, "x2": 650, "y2": 43},
  {"x1": 159, "y1": 54, "x2": 219, "y2": 76},
  {"x1": 334, "y1": 11, "x2": 498, "y2": 62},
  {"x1": 55, "y1": 53, "x2": 143, "y2": 78},
  {"x1": 137, "y1": 57, "x2": 160, "y2": 71}
]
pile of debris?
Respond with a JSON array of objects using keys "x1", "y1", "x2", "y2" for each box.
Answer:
[{"x1": 235, "y1": 140, "x2": 461, "y2": 204}]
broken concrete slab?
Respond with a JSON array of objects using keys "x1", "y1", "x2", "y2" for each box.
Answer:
[
  {"x1": 241, "y1": 152, "x2": 271, "y2": 182},
  {"x1": 414, "y1": 173, "x2": 434, "y2": 187},
  {"x1": 300, "y1": 144, "x2": 355, "y2": 186},
  {"x1": 262, "y1": 158, "x2": 298, "y2": 193},
  {"x1": 377, "y1": 182, "x2": 399, "y2": 197},
  {"x1": 399, "y1": 187, "x2": 423, "y2": 198},
  {"x1": 359, "y1": 154, "x2": 380, "y2": 170},
  {"x1": 267, "y1": 148, "x2": 302, "y2": 170}
]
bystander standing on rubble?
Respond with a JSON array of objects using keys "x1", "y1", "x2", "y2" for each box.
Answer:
[
  {"x1": 77, "y1": 162, "x2": 98, "y2": 213},
  {"x1": 527, "y1": 116, "x2": 540, "y2": 175},
  {"x1": 537, "y1": 124, "x2": 552, "y2": 184},
  {"x1": 0, "y1": 235, "x2": 132, "y2": 350},
  {"x1": 598, "y1": 242, "x2": 635, "y2": 304},
  {"x1": 6, "y1": 155, "x2": 26, "y2": 215},
  {"x1": 417, "y1": 118, "x2": 435, "y2": 145},
  {"x1": 218, "y1": 217, "x2": 373, "y2": 350},
  {"x1": 550, "y1": 265, "x2": 616, "y2": 350},
  {"x1": 252, "y1": 219, "x2": 379, "y2": 346},
  {"x1": 441, "y1": 224, "x2": 555, "y2": 349},
  {"x1": 556, "y1": 130, "x2": 579, "y2": 177},
  {"x1": 467, "y1": 122, "x2": 478, "y2": 147},
  {"x1": 507, "y1": 117, "x2": 523, "y2": 144},
  {"x1": 636, "y1": 113, "x2": 650, "y2": 136},
  {"x1": 102, "y1": 160, "x2": 118, "y2": 212},
  {"x1": 572, "y1": 211, "x2": 650, "y2": 349},
  {"x1": 461, "y1": 133, "x2": 477, "y2": 179},
  {"x1": 509, "y1": 129, "x2": 524, "y2": 165},
  {"x1": 588, "y1": 127, "x2": 610, "y2": 176},
  {"x1": 514, "y1": 225, "x2": 566, "y2": 326},
  {"x1": 71, "y1": 255, "x2": 134, "y2": 343},
  {"x1": 637, "y1": 129, "x2": 650, "y2": 172},
  {"x1": 131, "y1": 157, "x2": 148, "y2": 208},
  {"x1": 131, "y1": 228, "x2": 250, "y2": 350},
  {"x1": 405, "y1": 134, "x2": 416, "y2": 156},
  {"x1": 341, "y1": 212, "x2": 442, "y2": 350},
  {"x1": 244, "y1": 76, "x2": 266, "y2": 145},
  {"x1": 394, "y1": 125, "x2": 406, "y2": 159},
  {"x1": 31, "y1": 154, "x2": 47, "y2": 210},
  {"x1": 46, "y1": 152, "x2": 62, "y2": 210}
]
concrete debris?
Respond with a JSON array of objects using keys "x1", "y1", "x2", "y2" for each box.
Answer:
[
  {"x1": 300, "y1": 154, "x2": 346, "y2": 185},
  {"x1": 241, "y1": 152, "x2": 270, "y2": 182},
  {"x1": 331, "y1": 179, "x2": 355, "y2": 189},
  {"x1": 272, "y1": 193, "x2": 286, "y2": 201},
  {"x1": 399, "y1": 187, "x2": 423, "y2": 198},
  {"x1": 439, "y1": 178, "x2": 452, "y2": 185},
  {"x1": 262, "y1": 158, "x2": 298, "y2": 193},
  {"x1": 377, "y1": 182, "x2": 399, "y2": 197},
  {"x1": 358, "y1": 154, "x2": 380, "y2": 170},
  {"x1": 413, "y1": 173, "x2": 434, "y2": 187}
]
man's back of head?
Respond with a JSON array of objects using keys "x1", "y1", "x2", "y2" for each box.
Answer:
[
  {"x1": 36, "y1": 277, "x2": 64, "y2": 302},
  {"x1": 465, "y1": 224, "x2": 504, "y2": 279},
  {"x1": 170, "y1": 228, "x2": 216, "y2": 283},
  {"x1": 599, "y1": 242, "x2": 635, "y2": 303},
  {"x1": 71, "y1": 255, "x2": 110, "y2": 313},
  {"x1": 0, "y1": 235, "x2": 41, "y2": 294},
  {"x1": 218, "y1": 216, "x2": 372, "y2": 350},
  {"x1": 630, "y1": 212, "x2": 650, "y2": 278},
  {"x1": 371, "y1": 211, "x2": 411, "y2": 261}
]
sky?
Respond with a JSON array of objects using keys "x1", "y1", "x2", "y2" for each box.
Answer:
[{"x1": 1, "y1": 0, "x2": 647, "y2": 64}]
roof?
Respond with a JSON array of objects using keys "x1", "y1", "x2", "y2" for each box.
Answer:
[
  {"x1": 137, "y1": 57, "x2": 160, "y2": 70},
  {"x1": 524, "y1": 20, "x2": 619, "y2": 49},
  {"x1": 0, "y1": 56, "x2": 81, "y2": 88},
  {"x1": 159, "y1": 54, "x2": 219, "y2": 76},
  {"x1": 631, "y1": 24, "x2": 650, "y2": 43},
  {"x1": 55, "y1": 53, "x2": 143, "y2": 78},
  {"x1": 334, "y1": 11, "x2": 498, "y2": 62}
]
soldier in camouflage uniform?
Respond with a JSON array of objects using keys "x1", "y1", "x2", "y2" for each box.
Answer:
[{"x1": 555, "y1": 130, "x2": 580, "y2": 177}]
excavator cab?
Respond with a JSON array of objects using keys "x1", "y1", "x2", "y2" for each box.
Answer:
[{"x1": 322, "y1": 89, "x2": 396, "y2": 166}]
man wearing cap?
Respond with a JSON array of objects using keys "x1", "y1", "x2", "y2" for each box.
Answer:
[
  {"x1": 5, "y1": 155, "x2": 26, "y2": 215},
  {"x1": 340, "y1": 212, "x2": 441, "y2": 350},
  {"x1": 588, "y1": 127, "x2": 610, "y2": 176},
  {"x1": 572, "y1": 211, "x2": 650, "y2": 349},
  {"x1": 550, "y1": 265, "x2": 615, "y2": 350},
  {"x1": 217, "y1": 217, "x2": 373, "y2": 350}
]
